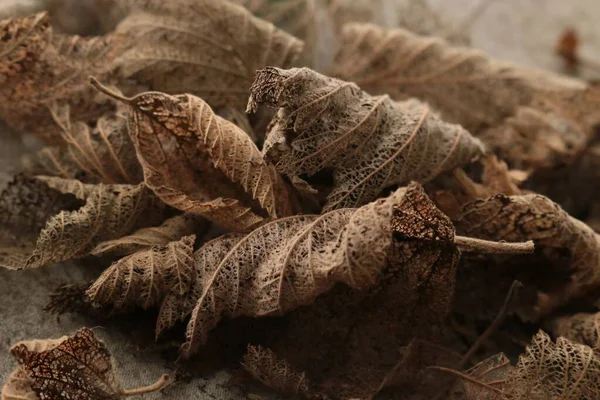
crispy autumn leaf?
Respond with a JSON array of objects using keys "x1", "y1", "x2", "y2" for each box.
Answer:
[
  {"x1": 0, "y1": 175, "x2": 164, "y2": 270},
  {"x1": 91, "y1": 213, "x2": 205, "y2": 257},
  {"x1": 458, "y1": 193, "x2": 600, "y2": 317},
  {"x1": 335, "y1": 24, "x2": 600, "y2": 140},
  {"x1": 242, "y1": 345, "x2": 313, "y2": 398},
  {"x1": 92, "y1": 81, "x2": 293, "y2": 231},
  {"x1": 2, "y1": 367, "x2": 37, "y2": 400},
  {"x1": 459, "y1": 353, "x2": 511, "y2": 400},
  {"x1": 5, "y1": 328, "x2": 169, "y2": 399},
  {"x1": 0, "y1": 12, "x2": 122, "y2": 142},
  {"x1": 505, "y1": 331, "x2": 600, "y2": 399},
  {"x1": 110, "y1": 0, "x2": 303, "y2": 109},
  {"x1": 87, "y1": 235, "x2": 196, "y2": 310},
  {"x1": 156, "y1": 233, "x2": 243, "y2": 338},
  {"x1": 248, "y1": 67, "x2": 484, "y2": 211},
  {"x1": 180, "y1": 183, "x2": 532, "y2": 357},
  {"x1": 550, "y1": 312, "x2": 600, "y2": 349}
]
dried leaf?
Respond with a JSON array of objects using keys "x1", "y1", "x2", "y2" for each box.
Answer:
[
  {"x1": 458, "y1": 193, "x2": 600, "y2": 317},
  {"x1": 112, "y1": 0, "x2": 303, "y2": 109},
  {"x1": 87, "y1": 235, "x2": 196, "y2": 310},
  {"x1": 461, "y1": 353, "x2": 511, "y2": 400},
  {"x1": 91, "y1": 213, "x2": 205, "y2": 257},
  {"x1": 550, "y1": 312, "x2": 600, "y2": 349},
  {"x1": 156, "y1": 233, "x2": 243, "y2": 338},
  {"x1": 1, "y1": 368, "x2": 37, "y2": 400},
  {"x1": 248, "y1": 67, "x2": 484, "y2": 210},
  {"x1": 335, "y1": 24, "x2": 600, "y2": 139},
  {"x1": 92, "y1": 81, "x2": 293, "y2": 231},
  {"x1": 5, "y1": 327, "x2": 169, "y2": 399},
  {"x1": 0, "y1": 175, "x2": 164, "y2": 270},
  {"x1": 0, "y1": 13, "x2": 121, "y2": 142},
  {"x1": 242, "y1": 345, "x2": 312, "y2": 398},
  {"x1": 505, "y1": 331, "x2": 600, "y2": 399},
  {"x1": 181, "y1": 183, "x2": 463, "y2": 357}
]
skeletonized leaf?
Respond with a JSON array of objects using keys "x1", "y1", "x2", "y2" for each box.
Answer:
[
  {"x1": 242, "y1": 345, "x2": 312, "y2": 398},
  {"x1": 91, "y1": 213, "x2": 205, "y2": 257},
  {"x1": 111, "y1": 0, "x2": 303, "y2": 109},
  {"x1": 335, "y1": 24, "x2": 600, "y2": 140},
  {"x1": 181, "y1": 183, "x2": 461, "y2": 357},
  {"x1": 0, "y1": 175, "x2": 164, "y2": 270},
  {"x1": 458, "y1": 193, "x2": 600, "y2": 317},
  {"x1": 460, "y1": 353, "x2": 511, "y2": 400},
  {"x1": 6, "y1": 328, "x2": 169, "y2": 399},
  {"x1": 42, "y1": 104, "x2": 143, "y2": 183},
  {"x1": 248, "y1": 67, "x2": 484, "y2": 211},
  {"x1": 0, "y1": 13, "x2": 121, "y2": 142},
  {"x1": 505, "y1": 331, "x2": 600, "y2": 399},
  {"x1": 550, "y1": 312, "x2": 600, "y2": 349},
  {"x1": 87, "y1": 235, "x2": 196, "y2": 310},
  {"x1": 92, "y1": 82, "x2": 293, "y2": 231},
  {"x1": 156, "y1": 233, "x2": 243, "y2": 338}
]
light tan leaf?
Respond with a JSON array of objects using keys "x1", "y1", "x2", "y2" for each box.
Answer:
[
  {"x1": 550, "y1": 312, "x2": 600, "y2": 349},
  {"x1": 0, "y1": 13, "x2": 122, "y2": 142},
  {"x1": 111, "y1": 0, "x2": 303, "y2": 109},
  {"x1": 87, "y1": 235, "x2": 196, "y2": 310},
  {"x1": 0, "y1": 175, "x2": 164, "y2": 270},
  {"x1": 242, "y1": 345, "x2": 312, "y2": 398},
  {"x1": 5, "y1": 327, "x2": 169, "y2": 399},
  {"x1": 248, "y1": 67, "x2": 484, "y2": 211},
  {"x1": 505, "y1": 331, "x2": 600, "y2": 399},
  {"x1": 458, "y1": 193, "x2": 600, "y2": 317},
  {"x1": 182, "y1": 183, "x2": 464, "y2": 357},
  {"x1": 1, "y1": 368, "x2": 37, "y2": 400},
  {"x1": 43, "y1": 104, "x2": 143, "y2": 184},
  {"x1": 91, "y1": 81, "x2": 293, "y2": 231},
  {"x1": 91, "y1": 213, "x2": 205, "y2": 257},
  {"x1": 156, "y1": 233, "x2": 243, "y2": 338},
  {"x1": 335, "y1": 24, "x2": 600, "y2": 138}
]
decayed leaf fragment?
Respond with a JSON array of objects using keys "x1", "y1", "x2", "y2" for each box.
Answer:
[
  {"x1": 4, "y1": 328, "x2": 169, "y2": 399},
  {"x1": 111, "y1": 0, "x2": 303, "y2": 109},
  {"x1": 91, "y1": 213, "x2": 205, "y2": 257},
  {"x1": 550, "y1": 312, "x2": 600, "y2": 349},
  {"x1": 458, "y1": 193, "x2": 600, "y2": 317},
  {"x1": 0, "y1": 12, "x2": 122, "y2": 142},
  {"x1": 504, "y1": 330, "x2": 600, "y2": 399},
  {"x1": 248, "y1": 66, "x2": 484, "y2": 210},
  {"x1": 180, "y1": 183, "x2": 532, "y2": 357},
  {"x1": 242, "y1": 345, "x2": 313, "y2": 398},
  {"x1": 0, "y1": 175, "x2": 164, "y2": 270},
  {"x1": 92, "y1": 80, "x2": 293, "y2": 231},
  {"x1": 335, "y1": 24, "x2": 600, "y2": 142},
  {"x1": 87, "y1": 235, "x2": 196, "y2": 310}
]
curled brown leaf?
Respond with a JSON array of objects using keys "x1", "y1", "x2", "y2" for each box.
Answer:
[
  {"x1": 5, "y1": 327, "x2": 169, "y2": 399},
  {"x1": 248, "y1": 66, "x2": 484, "y2": 211},
  {"x1": 92, "y1": 81, "x2": 293, "y2": 231}
]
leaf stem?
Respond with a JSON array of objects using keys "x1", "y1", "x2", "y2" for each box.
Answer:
[
  {"x1": 454, "y1": 236, "x2": 534, "y2": 254},
  {"x1": 88, "y1": 76, "x2": 133, "y2": 105},
  {"x1": 120, "y1": 374, "x2": 169, "y2": 397}
]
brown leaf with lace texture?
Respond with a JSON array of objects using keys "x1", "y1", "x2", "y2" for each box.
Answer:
[
  {"x1": 91, "y1": 213, "x2": 206, "y2": 257},
  {"x1": 242, "y1": 345, "x2": 313, "y2": 398},
  {"x1": 550, "y1": 312, "x2": 600, "y2": 349},
  {"x1": 458, "y1": 193, "x2": 600, "y2": 317},
  {"x1": 0, "y1": 13, "x2": 123, "y2": 143},
  {"x1": 0, "y1": 175, "x2": 164, "y2": 270},
  {"x1": 461, "y1": 353, "x2": 511, "y2": 400},
  {"x1": 156, "y1": 233, "x2": 243, "y2": 338},
  {"x1": 181, "y1": 183, "x2": 464, "y2": 357},
  {"x1": 335, "y1": 24, "x2": 600, "y2": 141},
  {"x1": 247, "y1": 67, "x2": 484, "y2": 211},
  {"x1": 504, "y1": 331, "x2": 600, "y2": 399},
  {"x1": 87, "y1": 235, "x2": 196, "y2": 310},
  {"x1": 6, "y1": 327, "x2": 169, "y2": 400},
  {"x1": 91, "y1": 82, "x2": 293, "y2": 231},
  {"x1": 112, "y1": 0, "x2": 303, "y2": 109}
]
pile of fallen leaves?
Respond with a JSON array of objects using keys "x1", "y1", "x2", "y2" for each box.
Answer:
[{"x1": 3, "y1": 0, "x2": 600, "y2": 399}]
